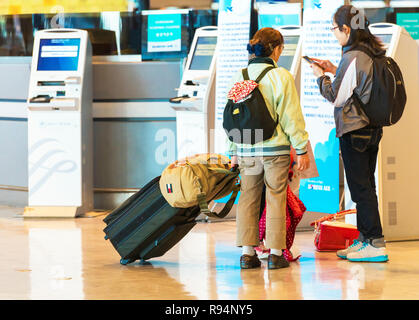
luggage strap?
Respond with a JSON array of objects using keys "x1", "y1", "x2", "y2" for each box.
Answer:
[
  {"x1": 242, "y1": 66, "x2": 276, "y2": 83},
  {"x1": 197, "y1": 184, "x2": 240, "y2": 219},
  {"x1": 186, "y1": 165, "x2": 240, "y2": 219}
]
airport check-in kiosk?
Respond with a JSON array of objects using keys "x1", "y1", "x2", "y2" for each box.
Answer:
[
  {"x1": 277, "y1": 26, "x2": 307, "y2": 196},
  {"x1": 346, "y1": 23, "x2": 419, "y2": 241},
  {"x1": 277, "y1": 26, "x2": 303, "y2": 94},
  {"x1": 24, "y1": 29, "x2": 93, "y2": 218},
  {"x1": 170, "y1": 27, "x2": 217, "y2": 159}
]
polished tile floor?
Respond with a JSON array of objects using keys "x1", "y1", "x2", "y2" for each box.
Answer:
[{"x1": 1, "y1": 205, "x2": 419, "y2": 300}]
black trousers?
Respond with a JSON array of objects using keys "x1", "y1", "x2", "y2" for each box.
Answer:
[{"x1": 339, "y1": 127, "x2": 384, "y2": 240}]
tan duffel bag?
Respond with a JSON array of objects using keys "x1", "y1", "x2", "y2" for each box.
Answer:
[{"x1": 159, "y1": 153, "x2": 240, "y2": 218}]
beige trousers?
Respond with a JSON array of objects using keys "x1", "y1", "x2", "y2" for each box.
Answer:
[{"x1": 236, "y1": 155, "x2": 290, "y2": 250}]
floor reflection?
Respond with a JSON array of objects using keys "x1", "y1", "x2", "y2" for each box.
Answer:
[
  {"x1": 338, "y1": 260, "x2": 386, "y2": 300},
  {"x1": 298, "y1": 250, "x2": 387, "y2": 300},
  {"x1": 2, "y1": 208, "x2": 419, "y2": 300},
  {"x1": 24, "y1": 220, "x2": 84, "y2": 300},
  {"x1": 115, "y1": 262, "x2": 197, "y2": 300},
  {"x1": 0, "y1": 207, "x2": 31, "y2": 299},
  {"x1": 214, "y1": 243, "x2": 243, "y2": 299},
  {"x1": 177, "y1": 232, "x2": 211, "y2": 299}
]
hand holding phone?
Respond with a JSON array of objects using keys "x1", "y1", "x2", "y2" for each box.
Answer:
[
  {"x1": 303, "y1": 56, "x2": 324, "y2": 69},
  {"x1": 302, "y1": 56, "x2": 315, "y2": 64},
  {"x1": 308, "y1": 57, "x2": 337, "y2": 75},
  {"x1": 304, "y1": 56, "x2": 325, "y2": 77}
]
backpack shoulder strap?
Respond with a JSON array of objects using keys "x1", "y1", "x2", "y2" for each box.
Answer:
[
  {"x1": 242, "y1": 68, "x2": 250, "y2": 80},
  {"x1": 354, "y1": 45, "x2": 375, "y2": 59},
  {"x1": 255, "y1": 66, "x2": 276, "y2": 83}
]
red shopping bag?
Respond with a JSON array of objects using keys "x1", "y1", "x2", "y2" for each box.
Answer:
[{"x1": 310, "y1": 209, "x2": 360, "y2": 252}]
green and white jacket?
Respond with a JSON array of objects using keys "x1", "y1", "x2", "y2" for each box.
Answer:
[{"x1": 226, "y1": 57, "x2": 308, "y2": 157}]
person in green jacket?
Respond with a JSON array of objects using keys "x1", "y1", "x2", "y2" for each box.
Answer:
[{"x1": 226, "y1": 27, "x2": 309, "y2": 270}]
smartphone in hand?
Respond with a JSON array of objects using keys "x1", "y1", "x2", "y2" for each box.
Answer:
[
  {"x1": 303, "y1": 56, "x2": 324, "y2": 70},
  {"x1": 302, "y1": 56, "x2": 315, "y2": 64}
]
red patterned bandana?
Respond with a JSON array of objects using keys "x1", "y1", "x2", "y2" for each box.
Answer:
[{"x1": 227, "y1": 80, "x2": 259, "y2": 103}]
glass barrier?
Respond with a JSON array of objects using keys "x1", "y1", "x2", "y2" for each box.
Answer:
[
  {"x1": 363, "y1": 7, "x2": 394, "y2": 24},
  {"x1": 0, "y1": 14, "x2": 34, "y2": 56},
  {"x1": 0, "y1": 12, "x2": 141, "y2": 57},
  {"x1": 0, "y1": 9, "x2": 217, "y2": 58}
]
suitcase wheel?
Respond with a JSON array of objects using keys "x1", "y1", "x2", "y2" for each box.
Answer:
[
  {"x1": 120, "y1": 258, "x2": 135, "y2": 265},
  {"x1": 139, "y1": 259, "x2": 151, "y2": 265}
]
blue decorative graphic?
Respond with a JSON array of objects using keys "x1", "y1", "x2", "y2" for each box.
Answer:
[
  {"x1": 221, "y1": 0, "x2": 233, "y2": 12},
  {"x1": 220, "y1": 0, "x2": 250, "y2": 16},
  {"x1": 299, "y1": 129, "x2": 340, "y2": 214},
  {"x1": 304, "y1": 0, "x2": 322, "y2": 10},
  {"x1": 28, "y1": 138, "x2": 78, "y2": 196}
]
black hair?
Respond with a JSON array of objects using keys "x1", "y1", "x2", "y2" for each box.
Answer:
[{"x1": 334, "y1": 5, "x2": 385, "y2": 52}]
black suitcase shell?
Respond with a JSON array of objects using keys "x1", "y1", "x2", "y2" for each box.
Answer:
[{"x1": 103, "y1": 176, "x2": 202, "y2": 265}]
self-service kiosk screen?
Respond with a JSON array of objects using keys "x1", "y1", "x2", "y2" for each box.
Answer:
[
  {"x1": 189, "y1": 36, "x2": 217, "y2": 71},
  {"x1": 37, "y1": 38, "x2": 80, "y2": 71},
  {"x1": 277, "y1": 35, "x2": 299, "y2": 71},
  {"x1": 376, "y1": 34, "x2": 392, "y2": 46}
]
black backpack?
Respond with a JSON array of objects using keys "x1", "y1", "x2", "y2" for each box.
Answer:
[
  {"x1": 354, "y1": 46, "x2": 406, "y2": 127},
  {"x1": 223, "y1": 66, "x2": 277, "y2": 145}
]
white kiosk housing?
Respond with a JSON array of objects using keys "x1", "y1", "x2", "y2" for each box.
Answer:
[
  {"x1": 345, "y1": 23, "x2": 419, "y2": 241},
  {"x1": 277, "y1": 26, "x2": 303, "y2": 93},
  {"x1": 24, "y1": 29, "x2": 93, "y2": 218},
  {"x1": 170, "y1": 26, "x2": 218, "y2": 159}
]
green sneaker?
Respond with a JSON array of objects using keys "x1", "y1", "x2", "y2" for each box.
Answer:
[{"x1": 336, "y1": 240, "x2": 363, "y2": 259}]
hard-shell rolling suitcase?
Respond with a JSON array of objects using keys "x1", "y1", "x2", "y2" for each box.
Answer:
[{"x1": 103, "y1": 173, "x2": 238, "y2": 265}]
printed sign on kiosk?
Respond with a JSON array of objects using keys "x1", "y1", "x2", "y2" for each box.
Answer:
[{"x1": 24, "y1": 29, "x2": 93, "y2": 218}]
